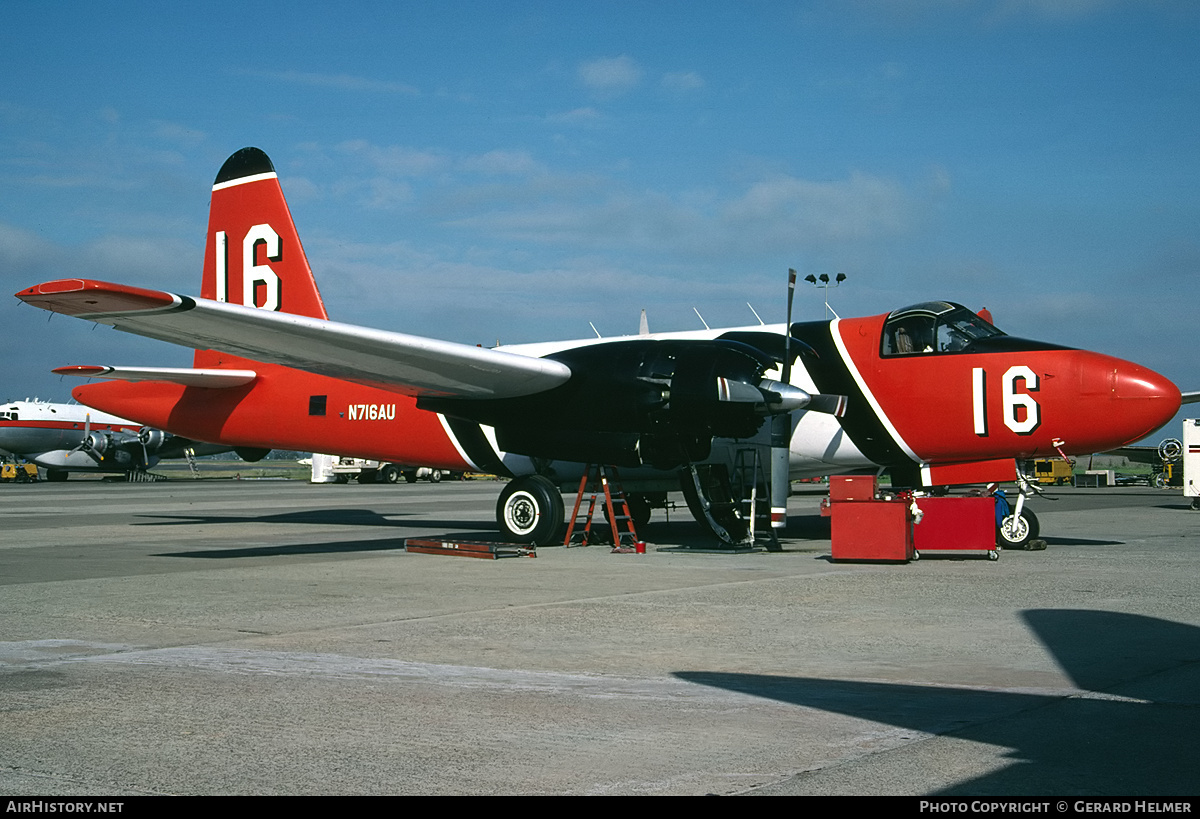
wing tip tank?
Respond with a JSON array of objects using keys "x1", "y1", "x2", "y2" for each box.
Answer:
[{"x1": 213, "y1": 147, "x2": 275, "y2": 186}]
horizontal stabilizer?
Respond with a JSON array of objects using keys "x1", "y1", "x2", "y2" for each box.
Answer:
[
  {"x1": 20, "y1": 279, "x2": 573, "y2": 400},
  {"x1": 52, "y1": 365, "x2": 258, "y2": 388}
]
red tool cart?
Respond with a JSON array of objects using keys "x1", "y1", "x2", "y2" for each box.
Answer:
[{"x1": 910, "y1": 496, "x2": 998, "y2": 560}]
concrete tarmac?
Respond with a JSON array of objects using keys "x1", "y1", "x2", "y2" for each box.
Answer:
[{"x1": 0, "y1": 478, "x2": 1197, "y2": 796}]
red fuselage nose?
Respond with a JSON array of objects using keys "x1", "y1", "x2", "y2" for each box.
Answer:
[
  {"x1": 834, "y1": 311, "x2": 1183, "y2": 464},
  {"x1": 1082, "y1": 354, "x2": 1182, "y2": 449}
]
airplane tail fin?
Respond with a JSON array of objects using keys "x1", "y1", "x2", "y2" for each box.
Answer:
[
  {"x1": 201, "y1": 147, "x2": 327, "y2": 319},
  {"x1": 197, "y1": 147, "x2": 328, "y2": 367}
]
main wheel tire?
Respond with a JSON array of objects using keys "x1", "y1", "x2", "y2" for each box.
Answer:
[
  {"x1": 380, "y1": 465, "x2": 400, "y2": 484},
  {"x1": 496, "y1": 475, "x2": 564, "y2": 545},
  {"x1": 998, "y1": 508, "x2": 1040, "y2": 548},
  {"x1": 429, "y1": 470, "x2": 441, "y2": 483}
]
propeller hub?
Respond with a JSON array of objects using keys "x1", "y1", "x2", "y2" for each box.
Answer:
[{"x1": 758, "y1": 379, "x2": 812, "y2": 413}]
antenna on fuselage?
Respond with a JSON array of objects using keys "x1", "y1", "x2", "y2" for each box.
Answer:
[
  {"x1": 693, "y1": 307, "x2": 709, "y2": 330},
  {"x1": 747, "y1": 303, "x2": 766, "y2": 325}
]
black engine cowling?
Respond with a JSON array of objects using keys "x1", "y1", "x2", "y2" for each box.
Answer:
[{"x1": 420, "y1": 338, "x2": 788, "y2": 469}]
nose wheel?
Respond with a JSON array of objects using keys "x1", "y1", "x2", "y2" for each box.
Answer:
[{"x1": 998, "y1": 508, "x2": 1039, "y2": 548}]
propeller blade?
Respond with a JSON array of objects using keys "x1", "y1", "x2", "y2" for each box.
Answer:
[
  {"x1": 80, "y1": 431, "x2": 106, "y2": 464},
  {"x1": 715, "y1": 377, "x2": 766, "y2": 404},
  {"x1": 771, "y1": 269, "x2": 800, "y2": 531},
  {"x1": 68, "y1": 413, "x2": 105, "y2": 464},
  {"x1": 805, "y1": 393, "x2": 849, "y2": 418}
]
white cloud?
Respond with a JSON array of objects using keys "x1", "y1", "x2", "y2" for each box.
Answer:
[
  {"x1": 546, "y1": 107, "x2": 604, "y2": 126},
  {"x1": 242, "y1": 69, "x2": 419, "y2": 95},
  {"x1": 460, "y1": 150, "x2": 545, "y2": 176},
  {"x1": 844, "y1": 0, "x2": 1122, "y2": 25},
  {"x1": 989, "y1": 0, "x2": 1120, "y2": 21},
  {"x1": 336, "y1": 140, "x2": 447, "y2": 176},
  {"x1": 0, "y1": 221, "x2": 195, "y2": 292},
  {"x1": 151, "y1": 120, "x2": 206, "y2": 148},
  {"x1": 444, "y1": 170, "x2": 918, "y2": 259},
  {"x1": 579, "y1": 56, "x2": 643, "y2": 95},
  {"x1": 0, "y1": 223, "x2": 56, "y2": 276},
  {"x1": 661, "y1": 71, "x2": 705, "y2": 92},
  {"x1": 722, "y1": 173, "x2": 915, "y2": 244}
]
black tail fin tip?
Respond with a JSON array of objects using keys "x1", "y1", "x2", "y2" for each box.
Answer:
[{"x1": 213, "y1": 147, "x2": 275, "y2": 186}]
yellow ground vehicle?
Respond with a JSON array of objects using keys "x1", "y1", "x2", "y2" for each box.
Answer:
[
  {"x1": 1, "y1": 463, "x2": 39, "y2": 482},
  {"x1": 1032, "y1": 458, "x2": 1073, "y2": 486},
  {"x1": 1152, "y1": 460, "x2": 1183, "y2": 489}
]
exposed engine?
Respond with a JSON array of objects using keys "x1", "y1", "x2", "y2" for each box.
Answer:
[{"x1": 422, "y1": 337, "x2": 810, "y2": 470}]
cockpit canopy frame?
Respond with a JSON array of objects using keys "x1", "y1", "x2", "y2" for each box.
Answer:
[{"x1": 880, "y1": 301, "x2": 1005, "y2": 357}]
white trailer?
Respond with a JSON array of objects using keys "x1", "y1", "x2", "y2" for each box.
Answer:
[
  {"x1": 1183, "y1": 419, "x2": 1200, "y2": 510},
  {"x1": 309, "y1": 455, "x2": 450, "y2": 484},
  {"x1": 309, "y1": 453, "x2": 336, "y2": 483}
]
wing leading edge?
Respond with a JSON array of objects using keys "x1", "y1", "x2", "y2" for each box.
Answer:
[{"x1": 18, "y1": 279, "x2": 572, "y2": 400}]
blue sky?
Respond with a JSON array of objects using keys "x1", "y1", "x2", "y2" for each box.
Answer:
[{"x1": 3, "y1": 1, "x2": 1198, "y2": 438}]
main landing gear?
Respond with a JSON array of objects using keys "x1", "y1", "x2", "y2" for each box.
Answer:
[
  {"x1": 679, "y1": 464, "x2": 750, "y2": 547},
  {"x1": 495, "y1": 464, "x2": 759, "y2": 548},
  {"x1": 496, "y1": 475, "x2": 564, "y2": 545}
]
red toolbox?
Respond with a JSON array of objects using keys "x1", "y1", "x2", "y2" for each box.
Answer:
[{"x1": 829, "y1": 476, "x2": 915, "y2": 562}]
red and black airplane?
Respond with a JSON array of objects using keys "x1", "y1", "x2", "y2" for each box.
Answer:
[{"x1": 16, "y1": 148, "x2": 1183, "y2": 546}]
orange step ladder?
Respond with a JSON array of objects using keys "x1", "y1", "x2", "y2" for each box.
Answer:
[{"x1": 563, "y1": 464, "x2": 640, "y2": 552}]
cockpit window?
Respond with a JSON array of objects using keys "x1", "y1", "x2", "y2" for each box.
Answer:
[{"x1": 881, "y1": 303, "x2": 1003, "y2": 356}]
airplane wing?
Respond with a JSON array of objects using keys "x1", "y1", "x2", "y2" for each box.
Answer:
[
  {"x1": 18, "y1": 279, "x2": 572, "y2": 400},
  {"x1": 1106, "y1": 445, "x2": 1162, "y2": 465}
]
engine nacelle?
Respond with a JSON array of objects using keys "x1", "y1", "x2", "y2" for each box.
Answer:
[
  {"x1": 423, "y1": 337, "x2": 792, "y2": 469},
  {"x1": 84, "y1": 429, "x2": 151, "y2": 469},
  {"x1": 138, "y1": 427, "x2": 167, "y2": 452},
  {"x1": 82, "y1": 431, "x2": 109, "y2": 459}
]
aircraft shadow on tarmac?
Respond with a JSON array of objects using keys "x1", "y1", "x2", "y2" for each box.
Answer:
[
  {"x1": 135, "y1": 504, "x2": 838, "y2": 553},
  {"x1": 675, "y1": 609, "x2": 1200, "y2": 795},
  {"x1": 153, "y1": 530, "x2": 505, "y2": 559},
  {"x1": 137, "y1": 509, "x2": 501, "y2": 559},
  {"x1": 1040, "y1": 537, "x2": 1125, "y2": 546},
  {"x1": 156, "y1": 539, "x2": 409, "y2": 559},
  {"x1": 133, "y1": 508, "x2": 458, "y2": 528}
]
